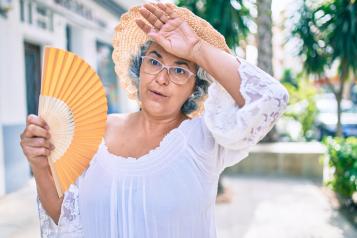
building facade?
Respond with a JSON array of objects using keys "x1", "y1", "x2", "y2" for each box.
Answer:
[{"x1": 0, "y1": 0, "x2": 141, "y2": 196}]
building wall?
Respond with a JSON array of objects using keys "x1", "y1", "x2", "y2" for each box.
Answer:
[
  {"x1": 0, "y1": 112, "x2": 4, "y2": 196},
  {"x1": 0, "y1": 0, "x2": 140, "y2": 196}
]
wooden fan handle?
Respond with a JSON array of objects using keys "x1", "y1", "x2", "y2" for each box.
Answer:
[{"x1": 47, "y1": 157, "x2": 64, "y2": 198}]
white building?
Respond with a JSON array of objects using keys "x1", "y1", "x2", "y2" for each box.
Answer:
[{"x1": 0, "y1": 0, "x2": 142, "y2": 197}]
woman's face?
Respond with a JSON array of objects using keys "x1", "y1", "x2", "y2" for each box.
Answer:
[{"x1": 139, "y1": 42, "x2": 196, "y2": 117}]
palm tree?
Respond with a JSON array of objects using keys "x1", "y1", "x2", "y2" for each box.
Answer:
[{"x1": 292, "y1": 0, "x2": 357, "y2": 137}]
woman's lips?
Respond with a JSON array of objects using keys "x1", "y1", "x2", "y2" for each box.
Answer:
[
  {"x1": 148, "y1": 89, "x2": 168, "y2": 101},
  {"x1": 149, "y1": 89, "x2": 168, "y2": 97}
]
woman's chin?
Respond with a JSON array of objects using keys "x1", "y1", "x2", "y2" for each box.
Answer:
[{"x1": 141, "y1": 101, "x2": 171, "y2": 116}]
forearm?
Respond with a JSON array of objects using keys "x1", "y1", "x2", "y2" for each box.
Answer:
[
  {"x1": 32, "y1": 165, "x2": 63, "y2": 224},
  {"x1": 192, "y1": 40, "x2": 245, "y2": 107}
]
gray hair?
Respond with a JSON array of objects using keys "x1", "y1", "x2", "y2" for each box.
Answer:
[{"x1": 128, "y1": 41, "x2": 211, "y2": 115}]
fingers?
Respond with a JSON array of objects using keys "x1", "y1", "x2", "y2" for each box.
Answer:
[
  {"x1": 145, "y1": 3, "x2": 170, "y2": 24},
  {"x1": 24, "y1": 114, "x2": 50, "y2": 138},
  {"x1": 139, "y1": 3, "x2": 179, "y2": 30},
  {"x1": 23, "y1": 123, "x2": 51, "y2": 139},
  {"x1": 21, "y1": 137, "x2": 53, "y2": 150},
  {"x1": 26, "y1": 114, "x2": 49, "y2": 129},
  {"x1": 24, "y1": 146, "x2": 52, "y2": 158},
  {"x1": 21, "y1": 115, "x2": 53, "y2": 170},
  {"x1": 135, "y1": 19, "x2": 154, "y2": 34},
  {"x1": 139, "y1": 6, "x2": 164, "y2": 30},
  {"x1": 158, "y1": 3, "x2": 179, "y2": 19}
]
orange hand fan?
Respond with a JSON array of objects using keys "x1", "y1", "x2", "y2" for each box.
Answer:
[{"x1": 38, "y1": 47, "x2": 108, "y2": 197}]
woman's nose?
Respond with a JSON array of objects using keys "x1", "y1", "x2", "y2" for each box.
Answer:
[{"x1": 155, "y1": 68, "x2": 170, "y2": 85}]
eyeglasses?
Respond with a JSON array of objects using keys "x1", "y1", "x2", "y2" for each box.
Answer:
[{"x1": 140, "y1": 56, "x2": 196, "y2": 85}]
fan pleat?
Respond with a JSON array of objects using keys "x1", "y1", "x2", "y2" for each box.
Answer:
[
  {"x1": 66, "y1": 70, "x2": 95, "y2": 106},
  {"x1": 53, "y1": 53, "x2": 75, "y2": 98},
  {"x1": 68, "y1": 82, "x2": 104, "y2": 111},
  {"x1": 74, "y1": 110, "x2": 107, "y2": 124},
  {"x1": 73, "y1": 98, "x2": 107, "y2": 119}
]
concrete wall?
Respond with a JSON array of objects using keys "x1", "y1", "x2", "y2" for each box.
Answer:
[{"x1": 224, "y1": 142, "x2": 327, "y2": 180}]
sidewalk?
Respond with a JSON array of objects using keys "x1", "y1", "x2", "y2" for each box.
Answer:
[
  {"x1": 0, "y1": 179, "x2": 40, "y2": 238},
  {"x1": 216, "y1": 176, "x2": 357, "y2": 238},
  {"x1": 0, "y1": 176, "x2": 356, "y2": 238}
]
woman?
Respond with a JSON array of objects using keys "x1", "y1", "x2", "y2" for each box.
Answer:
[{"x1": 20, "y1": 3, "x2": 288, "y2": 238}]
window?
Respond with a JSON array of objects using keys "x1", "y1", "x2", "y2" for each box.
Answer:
[
  {"x1": 66, "y1": 25, "x2": 72, "y2": 51},
  {"x1": 19, "y1": 0, "x2": 53, "y2": 31},
  {"x1": 19, "y1": 0, "x2": 24, "y2": 22}
]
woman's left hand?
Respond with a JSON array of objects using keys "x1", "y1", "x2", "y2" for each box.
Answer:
[{"x1": 136, "y1": 3, "x2": 201, "y2": 62}]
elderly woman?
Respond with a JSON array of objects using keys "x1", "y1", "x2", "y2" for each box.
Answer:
[{"x1": 20, "y1": 3, "x2": 288, "y2": 238}]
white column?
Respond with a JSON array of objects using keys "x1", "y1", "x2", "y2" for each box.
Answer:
[
  {"x1": 0, "y1": 0, "x2": 25, "y2": 196},
  {"x1": 70, "y1": 28, "x2": 97, "y2": 69}
]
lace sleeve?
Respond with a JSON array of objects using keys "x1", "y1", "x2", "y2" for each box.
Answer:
[
  {"x1": 203, "y1": 57, "x2": 289, "y2": 170},
  {"x1": 37, "y1": 183, "x2": 84, "y2": 238}
]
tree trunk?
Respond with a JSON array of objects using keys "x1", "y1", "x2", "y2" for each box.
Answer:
[
  {"x1": 336, "y1": 67, "x2": 348, "y2": 137},
  {"x1": 336, "y1": 93, "x2": 343, "y2": 137},
  {"x1": 256, "y1": 0, "x2": 276, "y2": 142},
  {"x1": 257, "y1": 0, "x2": 273, "y2": 76}
]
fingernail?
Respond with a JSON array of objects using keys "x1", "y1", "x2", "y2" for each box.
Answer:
[{"x1": 50, "y1": 144, "x2": 55, "y2": 150}]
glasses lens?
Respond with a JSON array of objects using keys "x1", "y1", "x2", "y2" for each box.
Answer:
[
  {"x1": 142, "y1": 57, "x2": 162, "y2": 75},
  {"x1": 169, "y1": 67, "x2": 190, "y2": 84},
  {"x1": 141, "y1": 56, "x2": 192, "y2": 84}
]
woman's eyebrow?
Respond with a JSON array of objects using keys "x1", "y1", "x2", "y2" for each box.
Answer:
[
  {"x1": 148, "y1": 51, "x2": 190, "y2": 68},
  {"x1": 148, "y1": 50, "x2": 162, "y2": 58},
  {"x1": 174, "y1": 60, "x2": 189, "y2": 67}
]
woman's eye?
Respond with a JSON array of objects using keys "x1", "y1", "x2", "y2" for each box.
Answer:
[
  {"x1": 174, "y1": 67, "x2": 186, "y2": 74},
  {"x1": 149, "y1": 59, "x2": 159, "y2": 66}
]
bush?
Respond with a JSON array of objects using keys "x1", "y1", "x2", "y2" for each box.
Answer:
[
  {"x1": 282, "y1": 69, "x2": 318, "y2": 141},
  {"x1": 324, "y1": 137, "x2": 357, "y2": 204}
]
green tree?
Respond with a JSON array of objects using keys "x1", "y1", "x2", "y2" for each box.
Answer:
[
  {"x1": 176, "y1": 0, "x2": 252, "y2": 49},
  {"x1": 292, "y1": 0, "x2": 357, "y2": 137}
]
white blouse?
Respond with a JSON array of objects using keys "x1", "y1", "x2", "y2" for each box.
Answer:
[{"x1": 37, "y1": 58, "x2": 289, "y2": 238}]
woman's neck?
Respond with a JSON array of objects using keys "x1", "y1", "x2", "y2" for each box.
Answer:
[{"x1": 134, "y1": 110, "x2": 188, "y2": 137}]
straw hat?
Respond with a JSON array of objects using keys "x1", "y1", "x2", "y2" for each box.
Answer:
[{"x1": 112, "y1": 4, "x2": 230, "y2": 115}]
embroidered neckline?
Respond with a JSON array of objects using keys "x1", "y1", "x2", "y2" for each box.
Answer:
[
  {"x1": 102, "y1": 118, "x2": 191, "y2": 161},
  {"x1": 95, "y1": 118, "x2": 195, "y2": 176}
]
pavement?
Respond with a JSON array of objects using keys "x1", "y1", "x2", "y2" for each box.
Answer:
[
  {"x1": 0, "y1": 176, "x2": 356, "y2": 238},
  {"x1": 216, "y1": 176, "x2": 357, "y2": 238}
]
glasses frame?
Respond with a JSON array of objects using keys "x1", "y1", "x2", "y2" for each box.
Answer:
[{"x1": 140, "y1": 56, "x2": 196, "y2": 85}]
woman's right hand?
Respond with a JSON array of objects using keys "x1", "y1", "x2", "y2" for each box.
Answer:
[
  {"x1": 21, "y1": 115, "x2": 63, "y2": 224},
  {"x1": 20, "y1": 114, "x2": 55, "y2": 171}
]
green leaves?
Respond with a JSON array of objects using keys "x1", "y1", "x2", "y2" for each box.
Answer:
[
  {"x1": 292, "y1": 2, "x2": 330, "y2": 77},
  {"x1": 293, "y1": 0, "x2": 357, "y2": 79},
  {"x1": 177, "y1": 0, "x2": 252, "y2": 49},
  {"x1": 324, "y1": 137, "x2": 357, "y2": 200}
]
